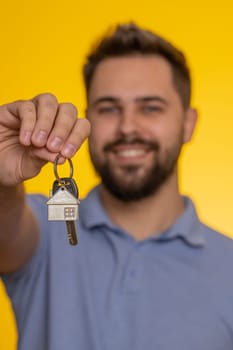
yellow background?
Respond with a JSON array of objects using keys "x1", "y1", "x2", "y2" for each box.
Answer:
[{"x1": 1, "y1": 0, "x2": 233, "y2": 348}]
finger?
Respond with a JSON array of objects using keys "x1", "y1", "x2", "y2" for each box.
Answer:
[
  {"x1": 46, "y1": 103, "x2": 78, "y2": 153},
  {"x1": 32, "y1": 148, "x2": 66, "y2": 164},
  {"x1": 5, "y1": 100, "x2": 37, "y2": 146},
  {"x1": 20, "y1": 149, "x2": 65, "y2": 180},
  {"x1": 30, "y1": 93, "x2": 58, "y2": 147},
  {"x1": 60, "y1": 118, "x2": 91, "y2": 158}
]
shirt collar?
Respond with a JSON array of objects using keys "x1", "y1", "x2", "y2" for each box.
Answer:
[
  {"x1": 80, "y1": 186, "x2": 206, "y2": 247},
  {"x1": 154, "y1": 197, "x2": 206, "y2": 247}
]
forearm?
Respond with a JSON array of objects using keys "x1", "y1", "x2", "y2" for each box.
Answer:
[
  {"x1": 0, "y1": 184, "x2": 39, "y2": 274},
  {"x1": 0, "y1": 184, "x2": 24, "y2": 240}
]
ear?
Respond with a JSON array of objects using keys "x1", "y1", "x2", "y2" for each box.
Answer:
[{"x1": 183, "y1": 108, "x2": 198, "y2": 143}]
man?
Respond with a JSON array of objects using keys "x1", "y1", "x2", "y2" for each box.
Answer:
[{"x1": 1, "y1": 23, "x2": 233, "y2": 350}]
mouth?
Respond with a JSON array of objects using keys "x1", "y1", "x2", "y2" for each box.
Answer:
[
  {"x1": 103, "y1": 138, "x2": 158, "y2": 165},
  {"x1": 108, "y1": 145, "x2": 153, "y2": 165},
  {"x1": 115, "y1": 148, "x2": 148, "y2": 158}
]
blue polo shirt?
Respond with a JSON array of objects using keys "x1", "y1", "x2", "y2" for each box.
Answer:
[{"x1": 2, "y1": 186, "x2": 233, "y2": 349}]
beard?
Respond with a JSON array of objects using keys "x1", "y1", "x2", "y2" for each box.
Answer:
[{"x1": 89, "y1": 134, "x2": 183, "y2": 202}]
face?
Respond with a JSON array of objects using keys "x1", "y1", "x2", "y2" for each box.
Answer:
[{"x1": 86, "y1": 55, "x2": 196, "y2": 202}]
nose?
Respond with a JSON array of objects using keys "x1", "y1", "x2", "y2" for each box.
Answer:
[{"x1": 118, "y1": 107, "x2": 140, "y2": 136}]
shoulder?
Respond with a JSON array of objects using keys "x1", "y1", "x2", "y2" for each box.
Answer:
[
  {"x1": 201, "y1": 222, "x2": 233, "y2": 247},
  {"x1": 199, "y1": 221, "x2": 233, "y2": 270}
]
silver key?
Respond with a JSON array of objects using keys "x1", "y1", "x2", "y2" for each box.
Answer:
[{"x1": 66, "y1": 221, "x2": 78, "y2": 245}]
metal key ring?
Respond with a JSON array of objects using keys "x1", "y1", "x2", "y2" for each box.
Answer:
[{"x1": 54, "y1": 154, "x2": 74, "y2": 183}]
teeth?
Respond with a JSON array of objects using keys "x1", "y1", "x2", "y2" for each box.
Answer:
[{"x1": 117, "y1": 149, "x2": 145, "y2": 157}]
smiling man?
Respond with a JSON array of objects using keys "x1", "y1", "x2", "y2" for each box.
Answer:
[
  {"x1": 1, "y1": 23, "x2": 233, "y2": 350},
  {"x1": 85, "y1": 28, "x2": 196, "y2": 240}
]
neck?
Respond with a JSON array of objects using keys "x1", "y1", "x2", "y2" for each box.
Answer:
[{"x1": 99, "y1": 174, "x2": 184, "y2": 240}]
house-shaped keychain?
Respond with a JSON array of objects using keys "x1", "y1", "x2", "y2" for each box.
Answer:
[{"x1": 47, "y1": 186, "x2": 80, "y2": 221}]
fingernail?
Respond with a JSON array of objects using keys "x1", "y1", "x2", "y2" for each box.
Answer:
[
  {"x1": 36, "y1": 130, "x2": 47, "y2": 145},
  {"x1": 63, "y1": 144, "x2": 75, "y2": 158},
  {"x1": 50, "y1": 137, "x2": 63, "y2": 150}
]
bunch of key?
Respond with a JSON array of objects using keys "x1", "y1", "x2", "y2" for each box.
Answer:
[{"x1": 47, "y1": 155, "x2": 80, "y2": 245}]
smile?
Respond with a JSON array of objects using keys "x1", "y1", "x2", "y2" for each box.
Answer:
[{"x1": 116, "y1": 149, "x2": 147, "y2": 158}]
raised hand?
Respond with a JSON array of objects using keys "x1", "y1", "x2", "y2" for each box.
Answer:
[{"x1": 0, "y1": 93, "x2": 90, "y2": 186}]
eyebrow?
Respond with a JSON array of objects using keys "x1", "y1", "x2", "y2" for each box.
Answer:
[
  {"x1": 91, "y1": 96, "x2": 121, "y2": 107},
  {"x1": 91, "y1": 95, "x2": 168, "y2": 107},
  {"x1": 135, "y1": 96, "x2": 168, "y2": 105}
]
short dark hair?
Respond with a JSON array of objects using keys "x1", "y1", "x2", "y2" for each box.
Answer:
[{"x1": 83, "y1": 23, "x2": 191, "y2": 108}]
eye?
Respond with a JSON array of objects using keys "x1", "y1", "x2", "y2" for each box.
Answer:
[
  {"x1": 97, "y1": 105, "x2": 120, "y2": 115},
  {"x1": 142, "y1": 105, "x2": 162, "y2": 114}
]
